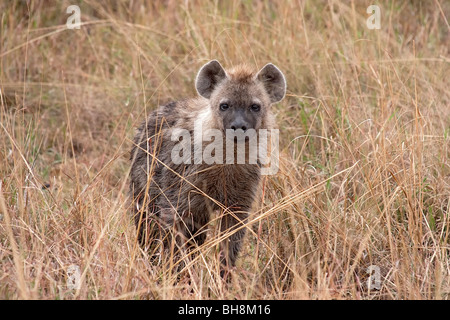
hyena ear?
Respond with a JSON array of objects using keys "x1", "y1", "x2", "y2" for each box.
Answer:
[
  {"x1": 256, "y1": 63, "x2": 286, "y2": 103},
  {"x1": 195, "y1": 60, "x2": 227, "y2": 99}
]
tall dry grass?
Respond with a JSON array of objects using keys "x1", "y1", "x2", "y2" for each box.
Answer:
[{"x1": 0, "y1": 0, "x2": 449, "y2": 299}]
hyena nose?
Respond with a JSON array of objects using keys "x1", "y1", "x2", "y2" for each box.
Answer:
[
  {"x1": 231, "y1": 124, "x2": 247, "y2": 131},
  {"x1": 230, "y1": 120, "x2": 249, "y2": 131}
]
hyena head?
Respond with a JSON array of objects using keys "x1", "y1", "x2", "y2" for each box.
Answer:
[{"x1": 195, "y1": 60, "x2": 286, "y2": 133}]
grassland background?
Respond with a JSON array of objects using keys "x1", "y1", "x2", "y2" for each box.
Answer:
[{"x1": 0, "y1": 0, "x2": 449, "y2": 299}]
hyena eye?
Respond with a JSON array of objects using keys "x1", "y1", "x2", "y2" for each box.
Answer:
[
  {"x1": 250, "y1": 104, "x2": 261, "y2": 112},
  {"x1": 219, "y1": 103, "x2": 229, "y2": 111}
]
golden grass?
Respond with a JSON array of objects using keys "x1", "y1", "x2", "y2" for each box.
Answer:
[{"x1": 0, "y1": 0, "x2": 449, "y2": 299}]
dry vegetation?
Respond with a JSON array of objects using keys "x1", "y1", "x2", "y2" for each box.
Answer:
[{"x1": 0, "y1": 0, "x2": 449, "y2": 300}]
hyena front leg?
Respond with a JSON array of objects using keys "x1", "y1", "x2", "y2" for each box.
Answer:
[
  {"x1": 157, "y1": 203, "x2": 211, "y2": 259},
  {"x1": 132, "y1": 192, "x2": 162, "y2": 250},
  {"x1": 219, "y1": 208, "x2": 249, "y2": 279},
  {"x1": 156, "y1": 206, "x2": 210, "y2": 277}
]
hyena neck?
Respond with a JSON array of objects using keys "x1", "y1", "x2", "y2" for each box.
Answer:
[{"x1": 196, "y1": 105, "x2": 216, "y2": 131}]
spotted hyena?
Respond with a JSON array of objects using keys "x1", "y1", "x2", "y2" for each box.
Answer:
[{"x1": 130, "y1": 60, "x2": 286, "y2": 275}]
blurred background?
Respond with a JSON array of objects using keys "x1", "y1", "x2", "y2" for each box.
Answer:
[{"x1": 0, "y1": 0, "x2": 449, "y2": 299}]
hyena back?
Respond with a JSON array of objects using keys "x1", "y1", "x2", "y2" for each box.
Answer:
[{"x1": 130, "y1": 60, "x2": 286, "y2": 273}]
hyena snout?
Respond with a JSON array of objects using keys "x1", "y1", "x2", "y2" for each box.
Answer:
[
  {"x1": 230, "y1": 117, "x2": 250, "y2": 131},
  {"x1": 226, "y1": 109, "x2": 254, "y2": 132}
]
